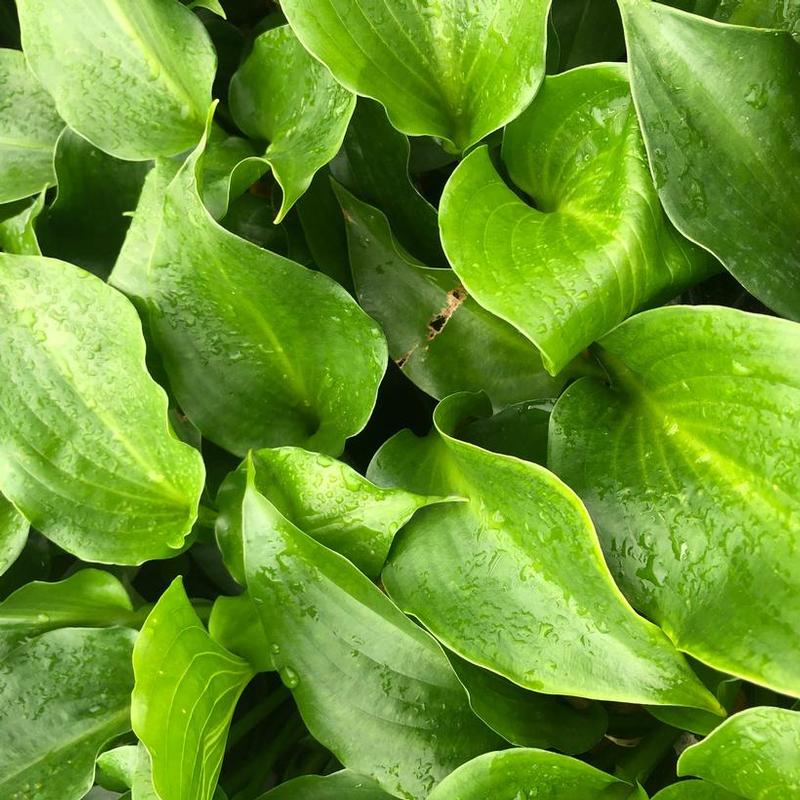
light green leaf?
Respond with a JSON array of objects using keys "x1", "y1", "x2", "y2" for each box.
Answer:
[
  {"x1": 132, "y1": 578, "x2": 254, "y2": 800},
  {"x1": 229, "y1": 25, "x2": 355, "y2": 222},
  {"x1": 677, "y1": 707, "x2": 800, "y2": 797},
  {"x1": 426, "y1": 749, "x2": 635, "y2": 800},
  {"x1": 664, "y1": 0, "x2": 800, "y2": 33},
  {"x1": 0, "y1": 494, "x2": 28, "y2": 579},
  {"x1": 439, "y1": 63, "x2": 715, "y2": 375},
  {"x1": 338, "y1": 186, "x2": 566, "y2": 407},
  {"x1": 372, "y1": 392, "x2": 719, "y2": 710},
  {"x1": 549, "y1": 306, "x2": 800, "y2": 697},
  {"x1": 208, "y1": 593, "x2": 272, "y2": 672},
  {"x1": 0, "y1": 253, "x2": 205, "y2": 565},
  {"x1": 118, "y1": 118, "x2": 386, "y2": 458},
  {"x1": 0, "y1": 569, "x2": 133, "y2": 661},
  {"x1": 17, "y1": 0, "x2": 216, "y2": 160},
  {"x1": 217, "y1": 446, "x2": 442, "y2": 583},
  {"x1": 448, "y1": 653, "x2": 607, "y2": 754},
  {"x1": 37, "y1": 128, "x2": 150, "y2": 278},
  {"x1": 330, "y1": 98, "x2": 443, "y2": 266},
  {"x1": 258, "y1": 771, "x2": 395, "y2": 799},
  {"x1": 242, "y1": 466, "x2": 502, "y2": 799},
  {"x1": 0, "y1": 193, "x2": 44, "y2": 255},
  {"x1": 619, "y1": 0, "x2": 800, "y2": 319},
  {"x1": 0, "y1": 627, "x2": 135, "y2": 800},
  {"x1": 653, "y1": 783, "x2": 739, "y2": 800},
  {"x1": 188, "y1": 0, "x2": 226, "y2": 17},
  {"x1": 280, "y1": 0, "x2": 551, "y2": 151},
  {"x1": 0, "y1": 48, "x2": 62, "y2": 203},
  {"x1": 96, "y1": 745, "x2": 139, "y2": 792}
]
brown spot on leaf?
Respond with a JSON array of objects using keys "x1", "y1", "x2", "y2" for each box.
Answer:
[{"x1": 427, "y1": 286, "x2": 467, "y2": 341}]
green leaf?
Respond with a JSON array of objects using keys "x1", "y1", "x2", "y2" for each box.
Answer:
[
  {"x1": 37, "y1": 128, "x2": 150, "y2": 278},
  {"x1": 258, "y1": 771, "x2": 395, "y2": 799},
  {"x1": 678, "y1": 707, "x2": 800, "y2": 798},
  {"x1": 0, "y1": 193, "x2": 44, "y2": 255},
  {"x1": 0, "y1": 627, "x2": 135, "y2": 800},
  {"x1": 0, "y1": 253, "x2": 205, "y2": 564},
  {"x1": 96, "y1": 744, "x2": 159, "y2": 800},
  {"x1": 0, "y1": 494, "x2": 28, "y2": 579},
  {"x1": 0, "y1": 569, "x2": 133, "y2": 661},
  {"x1": 426, "y1": 749, "x2": 636, "y2": 800},
  {"x1": 439, "y1": 63, "x2": 715, "y2": 375},
  {"x1": 664, "y1": 0, "x2": 800, "y2": 33},
  {"x1": 652, "y1": 783, "x2": 738, "y2": 800},
  {"x1": 132, "y1": 577, "x2": 254, "y2": 800},
  {"x1": 280, "y1": 0, "x2": 551, "y2": 151},
  {"x1": 448, "y1": 653, "x2": 607, "y2": 754},
  {"x1": 17, "y1": 0, "x2": 216, "y2": 160},
  {"x1": 242, "y1": 466, "x2": 502, "y2": 799},
  {"x1": 229, "y1": 25, "x2": 355, "y2": 222},
  {"x1": 217, "y1": 446, "x2": 441, "y2": 583},
  {"x1": 330, "y1": 98, "x2": 443, "y2": 266},
  {"x1": 338, "y1": 186, "x2": 566, "y2": 407},
  {"x1": 549, "y1": 306, "x2": 800, "y2": 697},
  {"x1": 371, "y1": 392, "x2": 719, "y2": 710},
  {"x1": 0, "y1": 48, "x2": 63, "y2": 203},
  {"x1": 619, "y1": 0, "x2": 800, "y2": 319},
  {"x1": 208, "y1": 593, "x2": 272, "y2": 672},
  {"x1": 121, "y1": 118, "x2": 386, "y2": 457},
  {"x1": 188, "y1": 0, "x2": 226, "y2": 17}
]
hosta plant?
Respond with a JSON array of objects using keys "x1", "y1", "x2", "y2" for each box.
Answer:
[{"x1": 0, "y1": 0, "x2": 798, "y2": 798}]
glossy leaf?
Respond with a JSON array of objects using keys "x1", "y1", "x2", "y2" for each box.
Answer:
[
  {"x1": 0, "y1": 627, "x2": 135, "y2": 800},
  {"x1": 426, "y1": 749, "x2": 635, "y2": 800},
  {"x1": 338, "y1": 186, "x2": 566, "y2": 407},
  {"x1": 17, "y1": 0, "x2": 216, "y2": 160},
  {"x1": 0, "y1": 193, "x2": 43, "y2": 255},
  {"x1": 372, "y1": 392, "x2": 719, "y2": 709},
  {"x1": 0, "y1": 47, "x2": 62, "y2": 203},
  {"x1": 37, "y1": 128, "x2": 149, "y2": 278},
  {"x1": 96, "y1": 744, "x2": 159, "y2": 800},
  {"x1": 0, "y1": 569, "x2": 133, "y2": 660},
  {"x1": 242, "y1": 467, "x2": 502, "y2": 799},
  {"x1": 620, "y1": 0, "x2": 800, "y2": 319},
  {"x1": 229, "y1": 25, "x2": 354, "y2": 221},
  {"x1": 280, "y1": 0, "x2": 550, "y2": 151},
  {"x1": 118, "y1": 120, "x2": 386, "y2": 457},
  {"x1": 258, "y1": 771, "x2": 394, "y2": 799},
  {"x1": 330, "y1": 98, "x2": 443, "y2": 266},
  {"x1": 439, "y1": 64, "x2": 715, "y2": 375},
  {"x1": 449, "y1": 653, "x2": 607, "y2": 754},
  {"x1": 0, "y1": 494, "x2": 28, "y2": 579},
  {"x1": 208, "y1": 593, "x2": 272, "y2": 672},
  {"x1": 652, "y1": 783, "x2": 738, "y2": 800},
  {"x1": 132, "y1": 578, "x2": 253, "y2": 800},
  {"x1": 550, "y1": 306, "x2": 800, "y2": 696},
  {"x1": 0, "y1": 254, "x2": 205, "y2": 564},
  {"x1": 664, "y1": 0, "x2": 800, "y2": 35},
  {"x1": 677, "y1": 707, "x2": 800, "y2": 798}
]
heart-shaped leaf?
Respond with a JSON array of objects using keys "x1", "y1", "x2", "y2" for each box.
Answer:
[
  {"x1": 0, "y1": 569, "x2": 134, "y2": 661},
  {"x1": 132, "y1": 578, "x2": 254, "y2": 800},
  {"x1": 426, "y1": 749, "x2": 636, "y2": 800},
  {"x1": 549, "y1": 306, "x2": 800, "y2": 697},
  {"x1": 114, "y1": 117, "x2": 386, "y2": 457},
  {"x1": 0, "y1": 254, "x2": 205, "y2": 564},
  {"x1": 619, "y1": 0, "x2": 800, "y2": 318},
  {"x1": 280, "y1": 0, "x2": 551, "y2": 151},
  {"x1": 338, "y1": 186, "x2": 567, "y2": 407},
  {"x1": 0, "y1": 48, "x2": 63, "y2": 203},
  {"x1": 439, "y1": 63, "x2": 715, "y2": 375},
  {"x1": 217, "y1": 446, "x2": 441, "y2": 583},
  {"x1": 0, "y1": 627, "x2": 135, "y2": 800},
  {"x1": 17, "y1": 0, "x2": 216, "y2": 159},
  {"x1": 372, "y1": 392, "x2": 719, "y2": 710},
  {"x1": 676, "y1": 707, "x2": 800, "y2": 798},
  {"x1": 229, "y1": 24, "x2": 355, "y2": 221},
  {"x1": 242, "y1": 462, "x2": 502, "y2": 799}
]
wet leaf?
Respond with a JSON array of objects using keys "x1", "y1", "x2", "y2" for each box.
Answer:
[
  {"x1": 371, "y1": 392, "x2": 719, "y2": 710},
  {"x1": 0, "y1": 254, "x2": 205, "y2": 564},
  {"x1": 132, "y1": 578, "x2": 253, "y2": 800},
  {"x1": 439, "y1": 64, "x2": 716, "y2": 375},
  {"x1": 550, "y1": 306, "x2": 800, "y2": 697},
  {"x1": 280, "y1": 0, "x2": 550, "y2": 151},
  {"x1": 17, "y1": 0, "x2": 216, "y2": 159},
  {"x1": 257, "y1": 770, "x2": 394, "y2": 799},
  {"x1": 0, "y1": 495, "x2": 28, "y2": 579},
  {"x1": 620, "y1": 0, "x2": 800, "y2": 318}
]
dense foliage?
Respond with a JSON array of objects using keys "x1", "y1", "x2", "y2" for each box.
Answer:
[{"x1": 0, "y1": 0, "x2": 798, "y2": 798}]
